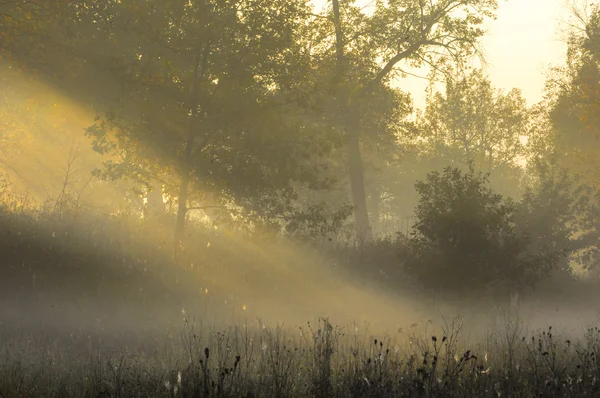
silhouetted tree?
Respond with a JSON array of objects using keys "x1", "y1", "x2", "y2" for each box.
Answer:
[
  {"x1": 326, "y1": 0, "x2": 499, "y2": 244},
  {"x1": 402, "y1": 166, "x2": 565, "y2": 296}
]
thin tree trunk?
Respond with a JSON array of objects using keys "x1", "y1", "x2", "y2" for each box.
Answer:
[
  {"x1": 173, "y1": 167, "x2": 191, "y2": 255},
  {"x1": 331, "y1": 0, "x2": 344, "y2": 81},
  {"x1": 331, "y1": 0, "x2": 372, "y2": 245},
  {"x1": 348, "y1": 126, "x2": 372, "y2": 244},
  {"x1": 329, "y1": 0, "x2": 469, "y2": 246},
  {"x1": 173, "y1": 42, "x2": 210, "y2": 258},
  {"x1": 369, "y1": 182, "x2": 381, "y2": 236}
]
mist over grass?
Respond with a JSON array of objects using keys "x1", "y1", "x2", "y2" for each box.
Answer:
[
  {"x1": 2, "y1": 185, "x2": 600, "y2": 397},
  {"x1": 4, "y1": 315, "x2": 600, "y2": 397},
  {"x1": 4, "y1": 0, "x2": 600, "y2": 395}
]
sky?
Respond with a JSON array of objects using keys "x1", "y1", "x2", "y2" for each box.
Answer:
[
  {"x1": 463, "y1": 0, "x2": 570, "y2": 105},
  {"x1": 313, "y1": 0, "x2": 579, "y2": 109}
]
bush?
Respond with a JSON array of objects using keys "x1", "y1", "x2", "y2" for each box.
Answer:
[{"x1": 401, "y1": 166, "x2": 561, "y2": 297}]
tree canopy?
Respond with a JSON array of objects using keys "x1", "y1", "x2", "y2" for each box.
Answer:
[{"x1": 4, "y1": 0, "x2": 600, "y2": 293}]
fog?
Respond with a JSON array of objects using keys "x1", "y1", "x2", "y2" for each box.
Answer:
[{"x1": 3, "y1": 0, "x2": 600, "y2": 396}]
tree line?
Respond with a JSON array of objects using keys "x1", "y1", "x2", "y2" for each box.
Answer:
[{"x1": 2, "y1": 0, "x2": 600, "y2": 294}]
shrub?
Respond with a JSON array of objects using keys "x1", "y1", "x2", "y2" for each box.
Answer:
[{"x1": 401, "y1": 166, "x2": 560, "y2": 296}]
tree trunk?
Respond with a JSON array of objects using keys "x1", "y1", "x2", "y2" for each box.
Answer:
[
  {"x1": 348, "y1": 127, "x2": 372, "y2": 244},
  {"x1": 331, "y1": 0, "x2": 371, "y2": 245},
  {"x1": 369, "y1": 182, "x2": 381, "y2": 236},
  {"x1": 173, "y1": 168, "x2": 190, "y2": 256},
  {"x1": 172, "y1": 42, "x2": 210, "y2": 258},
  {"x1": 173, "y1": 124, "x2": 196, "y2": 257}
]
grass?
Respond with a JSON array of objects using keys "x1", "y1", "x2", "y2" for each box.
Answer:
[{"x1": 2, "y1": 317, "x2": 600, "y2": 397}]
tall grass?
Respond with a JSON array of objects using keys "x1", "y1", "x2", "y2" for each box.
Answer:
[{"x1": 2, "y1": 317, "x2": 600, "y2": 397}]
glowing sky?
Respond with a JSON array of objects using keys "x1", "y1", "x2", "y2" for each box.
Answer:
[
  {"x1": 480, "y1": 0, "x2": 568, "y2": 101},
  {"x1": 312, "y1": 0, "x2": 577, "y2": 109}
]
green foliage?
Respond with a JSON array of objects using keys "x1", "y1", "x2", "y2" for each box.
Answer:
[
  {"x1": 517, "y1": 160, "x2": 600, "y2": 272},
  {"x1": 374, "y1": 70, "x2": 531, "y2": 233},
  {"x1": 282, "y1": 203, "x2": 354, "y2": 241},
  {"x1": 0, "y1": 0, "x2": 502, "y2": 243},
  {"x1": 365, "y1": 0, "x2": 497, "y2": 83},
  {"x1": 545, "y1": 4, "x2": 600, "y2": 184},
  {"x1": 402, "y1": 166, "x2": 563, "y2": 295},
  {"x1": 420, "y1": 70, "x2": 527, "y2": 167},
  {"x1": 75, "y1": 0, "x2": 350, "y2": 235},
  {"x1": 324, "y1": 0, "x2": 498, "y2": 239},
  {"x1": 417, "y1": 70, "x2": 528, "y2": 197}
]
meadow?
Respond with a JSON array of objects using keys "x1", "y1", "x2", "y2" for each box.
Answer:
[
  {"x1": 2, "y1": 197, "x2": 600, "y2": 398},
  {"x1": 3, "y1": 315, "x2": 600, "y2": 397}
]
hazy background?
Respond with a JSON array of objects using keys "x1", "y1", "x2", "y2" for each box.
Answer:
[
  {"x1": 0, "y1": 0, "x2": 597, "y2": 334},
  {"x1": 2, "y1": 1, "x2": 600, "y2": 396}
]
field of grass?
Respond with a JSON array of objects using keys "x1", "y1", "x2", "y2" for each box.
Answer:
[{"x1": 3, "y1": 316, "x2": 600, "y2": 397}]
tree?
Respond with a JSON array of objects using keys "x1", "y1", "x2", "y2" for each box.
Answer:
[
  {"x1": 1, "y1": 0, "x2": 499, "y2": 253},
  {"x1": 75, "y1": 0, "x2": 349, "y2": 254},
  {"x1": 402, "y1": 166, "x2": 565, "y2": 296},
  {"x1": 0, "y1": 1, "x2": 79, "y2": 76},
  {"x1": 416, "y1": 69, "x2": 528, "y2": 196},
  {"x1": 517, "y1": 159, "x2": 600, "y2": 273},
  {"x1": 546, "y1": 3, "x2": 600, "y2": 186},
  {"x1": 323, "y1": 0, "x2": 498, "y2": 244}
]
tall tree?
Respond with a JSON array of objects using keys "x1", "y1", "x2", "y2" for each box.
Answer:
[
  {"x1": 546, "y1": 3, "x2": 600, "y2": 186},
  {"x1": 72, "y1": 0, "x2": 348, "y2": 254},
  {"x1": 416, "y1": 69, "x2": 528, "y2": 196},
  {"x1": 325, "y1": 0, "x2": 498, "y2": 244}
]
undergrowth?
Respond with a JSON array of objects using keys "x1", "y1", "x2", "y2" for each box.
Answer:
[{"x1": 2, "y1": 318, "x2": 600, "y2": 397}]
